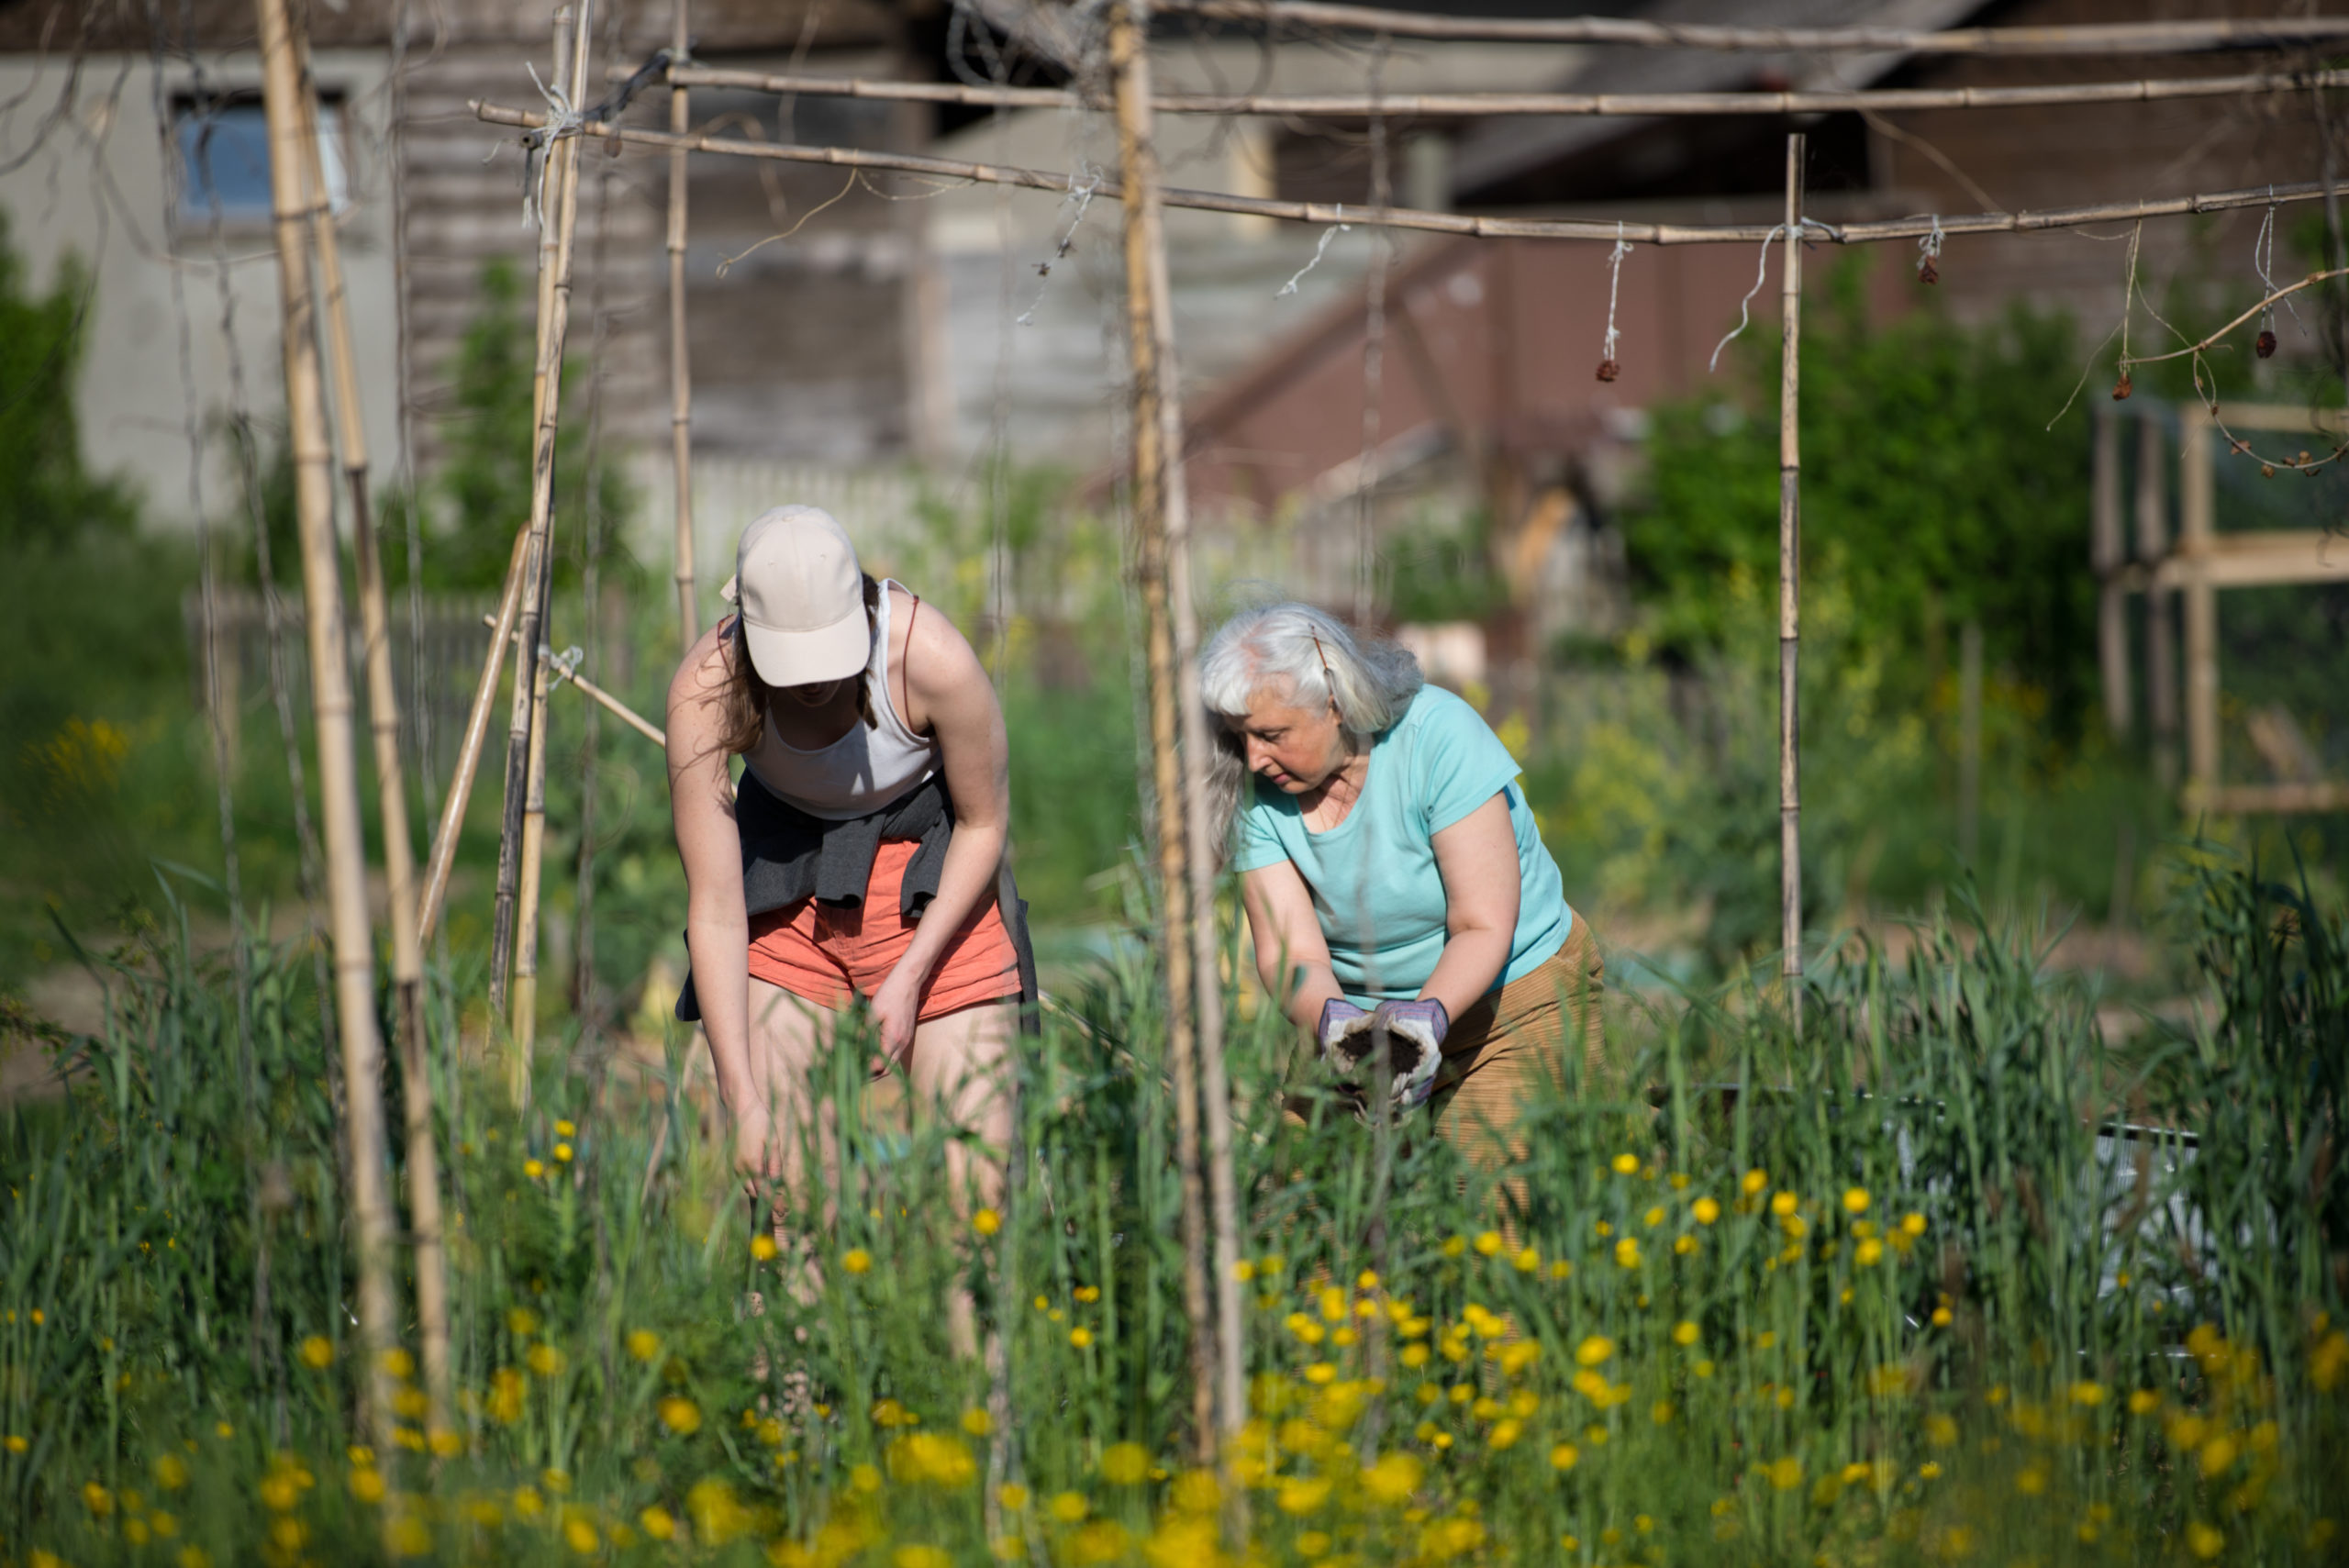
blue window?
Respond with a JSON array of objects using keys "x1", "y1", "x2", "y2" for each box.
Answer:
[{"x1": 173, "y1": 93, "x2": 349, "y2": 226}]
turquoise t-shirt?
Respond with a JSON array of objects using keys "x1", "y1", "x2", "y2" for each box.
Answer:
[{"x1": 1232, "y1": 684, "x2": 1573, "y2": 1005}]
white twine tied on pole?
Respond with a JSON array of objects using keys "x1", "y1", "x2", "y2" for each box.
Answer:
[
  {"x1": 1710, "y1": 217, "x2": 1832, "y2": 372},
  {"x1": 1918, "y1": 214, "x2": 1944, "y2": 284},
  {"x1": 1277, "y1": 206, "x2": 1350, "y2": 298},
  {"x1": 1018, "y1": 165, "x2": 1103, "y2": 326},
  {"x1": 518, "y1": 60, "x2": 588, "y2": 229},
  {"x1": 1597, "y1": 221, "x2": 1631, "y2": 382}
]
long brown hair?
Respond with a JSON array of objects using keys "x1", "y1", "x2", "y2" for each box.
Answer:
[{"x1": 716, "y1": 573, "x2": 881, "y2": 757}]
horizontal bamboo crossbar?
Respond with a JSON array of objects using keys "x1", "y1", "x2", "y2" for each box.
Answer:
[
  {"x1": 645, "y1": 62, "x2": 2349, "y2": 120},
  {"x1": 2191, "y1": 781, "x2": 2349, "y2": 814},
  {"x1": 1157, "y1": 0, "x2": 2349, "y2": 55},
  {"x1": 2138, "y1": 531, "x2": 2349, "y2": 592},
  {"x1": 473, "y1": 102, "x2": 2335, "y2": 247}
]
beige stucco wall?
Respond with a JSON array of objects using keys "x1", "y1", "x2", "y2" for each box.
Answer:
[{"x1": 0, "y1": 47, "x2": 401, "y2": 533}]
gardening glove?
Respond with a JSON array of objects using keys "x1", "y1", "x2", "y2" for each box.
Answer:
[
  {"x1": 1370, "y1": 998, "x2": 1449, "y2": 1111},
  {"x1": 1316, "y1": 996, "x2": 1371, "y2": 1058}
]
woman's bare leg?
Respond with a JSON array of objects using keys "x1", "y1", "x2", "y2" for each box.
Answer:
[
  {"x1": 741, "y1": 978, "x2": 843, "y2": 1280},
  {"x1": 906, "y1": 998, "x2": 1018, "y2": 1355}
]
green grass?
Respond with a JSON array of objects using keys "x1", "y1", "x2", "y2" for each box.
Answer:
[{"x1": 1, "y1": 849, "x2": 2343, "y2": 1566}]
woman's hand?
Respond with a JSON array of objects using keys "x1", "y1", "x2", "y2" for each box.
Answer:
[
  {"x1": 722, "y1": 1078, "x2": 780, "y2": 1184},
  {"x1": 871, "y1": 962, "x2": 924, "y2": 1070}
]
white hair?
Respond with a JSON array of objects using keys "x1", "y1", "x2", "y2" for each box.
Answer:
[{"x1": 1197, "y1": 601, "x2": 1425, "y2": 855}]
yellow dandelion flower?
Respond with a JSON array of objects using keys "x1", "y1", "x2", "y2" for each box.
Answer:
[
  {"x1": 842, "y1": 1249, "x2": 873, "y2": 1275},
  {"x1": 640, "y1": 1506, "x2": 675, "y2": 1541},
  {"x1": 553, "y1": 1142, "x2": 573, "y2": 1163},
  {"x1": 1514, "y1": 1247, "x2": 1541, "y2": 1273},
  {"x1": 523, "y1": 1160, "x2": 545, "y2": 1179},
  {"x1": 298, "y1": 1336, "x2": 334, "y2": 1369},
  {"x1": 1049, "y1": 1492, "x2": 1088, "y2": 1523},
  {"x1": 1856, "y1": 1238, "x2": 1885, "y2": 1266},
  {"x1": 973, "y1": 1207, "x2": 1002, "y2": 1236},
  {"x1": 1673, "y1": 1320, "x2": 1700, "y2": 1347},
  {"x1": 1575, "y1": 1335, "x2": 1614, "y2": 1366},
  {"x1": 1742, "y1": 1168, "x2": 1769, "y2": 1195},
  {"x1": 1276, "y1": 1475, "x2": 1332, "y2": 1516},
  {"x1": 626, "y1": 1329, "x2": 661, "y2": 1362},
  {"x1": 1473, "y1": 1230, "x2": 1504, "y2": 1257},
  {"x1": 1611, "y1": 1152, "x2": 1640, "y2": 1175},
  {"x1": 1770, "y1": 1191, "x2": 1798, "y2": 1218},
  {"x1": 658, "y1": 1396, "x2": 702, "y2": 1435},
  {"x1": 1361, "y1": 1451, "x2": 1421, "y2": 1504},
  {"x1": 751, "y1": 1234, "x2": 779, "y2": 1262},
  {"x1": 1550, "y1": 1442, "x2": 1579, "y2": 1471},
  {"x1": 2187, "y1": 1522, "x2": 2224, "y2": 1560},
  {"x1": 998, "y1": 1483, "x2": 1030, "y2": 1511},
  {"x1": 1099, "y1": 1443, "x2": 1149, "y2": 1485},
  {"x1": 1842, "y1": 1187, "x2": 1871, "y2": 1215}
]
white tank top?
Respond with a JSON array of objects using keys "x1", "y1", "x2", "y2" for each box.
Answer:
[{"x1": 741, "y1": 581, "x2": 941, "y2": 821}]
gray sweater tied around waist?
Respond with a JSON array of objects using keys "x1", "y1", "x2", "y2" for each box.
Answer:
[{"x1": 674, "y1": 771, "x2": 1038, "y2": 1032}]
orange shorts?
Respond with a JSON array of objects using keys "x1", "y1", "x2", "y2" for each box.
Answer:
[{"x1": 745, "y1": 840, "x2": 1022, "y2": 1020}]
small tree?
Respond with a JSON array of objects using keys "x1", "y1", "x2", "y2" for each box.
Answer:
[{"x1": 0, "y1": 214, "x2": 138, "y2": 552}]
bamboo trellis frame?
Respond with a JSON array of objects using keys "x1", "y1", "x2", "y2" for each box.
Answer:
[
  {"x1": 469, "y1": 106, "x2": 2349, "y2": 248},
  {"x1": 643, "y1": 61, "x2": 2349, "y2": 121},
  {"x1": 448, "y1": 0, "x2": 2349, "y2": 1474},
  {"x1": 1156, "y1": 0, "x2": 2349, "y2": 55}
]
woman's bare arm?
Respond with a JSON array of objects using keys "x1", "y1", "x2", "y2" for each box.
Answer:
[
  {"x1": 1420, "y1": 793, "x2": 1520, "y2": 1020},
  {"x1": 1239, "y1": 859, "x2": 1343, "y2": 1031},
  {"x1": 666, "y1": 625, "x2": 756, "y2": 1121},
  {"x1": 875, "y1": 593, "x2": 1011, "y2": 1054}
]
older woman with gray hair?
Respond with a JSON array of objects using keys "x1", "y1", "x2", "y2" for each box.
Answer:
[{"x1": 1200, "y1": 601, "x2": 1602, "y2": 1173}]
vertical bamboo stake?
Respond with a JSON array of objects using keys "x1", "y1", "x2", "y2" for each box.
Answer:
[
  {"x1": 2177, "y1": 403, "x2": 2219, "y2": 797},
  {"x1": 1957, "y1": 621, "x2": 1984, "y2": 865},
  {"x1": 1109, "y1": 0, "x2": 1219, "y2": 1461},
  {"x1": 1777, "y1": 133, "x2": 1805, "y2": 1037},
  {"x1": 254, "y1": 0, "x2": 401, "y2": 1446},
  {"x1": 493, "y1": 3, "x2": 593, "y2": 1062},
  {"x1": 292, "y1": 40, "x2": 454, "y2": 1440},
  {"x1": 2135, "y1": 412, "x2": 2178, "y2": 788},
  {"x1": 669, "y1": 0, "x2": 698, "y2": 655},
  {"x1": 2092, "y1": 406, "x2": 2131, "y2": 738}
]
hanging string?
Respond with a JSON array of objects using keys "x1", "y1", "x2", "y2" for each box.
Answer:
[
  {"x1": 1017, "y1": 165, "x2": 1101, "y2": 325},
  {"x1": 1918, "y1": 214, "x2": 1943, "y2": 284},
  {"x1": 1710, "y1": 223, "x2": 1786, "y2": 372},
  {"x1": 1597, "y1": 222, "x2": 1630, "y2": 382},
  {"x1": 2113, "y1": 221, "x2": 2143, "y2": 399},
  {"x1": 2252, "y1": 186, "x2": 2303, "y2": 358},
  {"x1": 1709, "y1": 218, "x2": 1834, "y2": 371},
  {"x1": 1277, "y1": 210, "x2": 1349, "y2": 297}
]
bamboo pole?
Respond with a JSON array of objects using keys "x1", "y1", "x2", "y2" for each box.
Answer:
[
  {"x1": 1156, "y1": 0, "x2": 2349, "y2": 55},
  {"x1": 468, "y1": 106, "x2": 2347, "y2": 248},
  {"x1": 492, "y1": 3, "x2": 591, "y2": 1043},
  {"x1": 2092, "y1": 406, "x2": 2130, "y2": 740},
  {"x1": 417, "y1": 525, "x2": 530, "y2": 945},
  {"x1": 645, "y1": 61, "x2": 2349, "y2": 121},
  {"x1": 291, "y1": 33, "x2": 453, "y2": 1442},
  {"x1": 1777, "y1": 133, "x2": 1803, "y2": 1038},
  {"x1": 506, "y1": 4, "x2": 596, "y2": 1081},
  {"x1": 1109, "y1": 0, "x2": 1219, "y2": 1463},
  {"x1": 668, "y1": 0, "x2": 697, "y2": 656},
  {"x1": 2178, "y1": 404, "x2": 2220, "y2": 797},
  {"x1": 253, "y1": 0, "x2": 401, "y2": 1449},
  {"x1": 2136, "y1": 413, "x2": 2179, "y2": 790}
]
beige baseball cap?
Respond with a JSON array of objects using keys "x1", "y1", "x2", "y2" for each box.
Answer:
[{"x1": 723, "y1": 506, "x2": 868, "y2": 686}]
